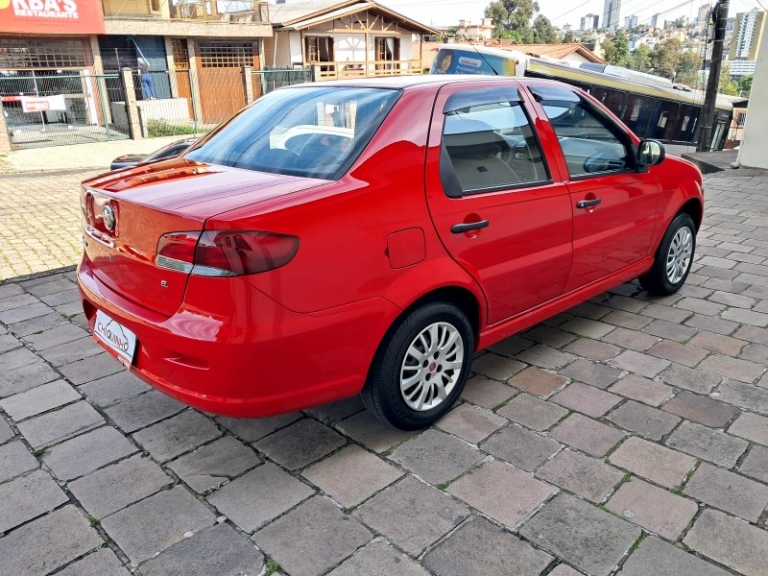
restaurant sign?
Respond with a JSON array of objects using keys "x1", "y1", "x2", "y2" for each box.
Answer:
[{"x1": 0, "y1": 0, "x2": 105, "y2": 35}]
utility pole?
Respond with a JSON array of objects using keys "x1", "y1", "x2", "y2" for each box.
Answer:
[{"x1": 697, "y1": 0, "x2": 730, "y2": 152}]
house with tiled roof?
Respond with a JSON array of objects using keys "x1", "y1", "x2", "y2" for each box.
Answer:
[{"x1": 265, "y1": 0, "x2": 438, "y2": 80}]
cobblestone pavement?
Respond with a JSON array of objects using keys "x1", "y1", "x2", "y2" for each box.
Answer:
[
  {"x1": 0, "y1": 136, "x2": 186, "y2": 281},
  {"x1": 0, "y1": 170, "x2": 101, "y2": 280},
  {"x1": 1, "y1": 167, "x2": 768, "y2": 576}
]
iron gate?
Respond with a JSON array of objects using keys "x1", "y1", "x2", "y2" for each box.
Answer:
[
  {"x1": 0, "y1": 72, "x2": 130, "y2": 150},
  {"x1": 0, "y1": 68, "x2": 312, "y2": 149}
]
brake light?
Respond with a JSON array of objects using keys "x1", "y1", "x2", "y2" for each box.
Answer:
[
  {"x1": 156, "y1": 232, "x2": 200, "y2": 273},
  {"x1": 155, "y1": 231, "x2": 299, "y2": 276}
]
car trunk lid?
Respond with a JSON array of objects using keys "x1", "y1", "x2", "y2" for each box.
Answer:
[{"x1": 82, "y1": 159, "x2": 325, "y2": 317}]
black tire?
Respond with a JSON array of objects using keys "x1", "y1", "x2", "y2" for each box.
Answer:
[
  {"x1": 362, "y1": 301, "x2": 474, "y2": 431},
  {"x1": 639, "y1": 212, "x2": 696, "y2": 296}
]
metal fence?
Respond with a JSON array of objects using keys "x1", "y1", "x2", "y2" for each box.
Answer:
[
  {"x1": 255, "y1": 68, "x2": 313, "y2": 95},
  {"x1": 0, "y1": 72, "x2": 131, "y2": 150},
  {"x1": 0, "y1": 68, "x2": 312, "y2": 150}
]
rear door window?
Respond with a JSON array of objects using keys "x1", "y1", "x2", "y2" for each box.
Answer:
[{"x1": 440, "y1": 90, "x2": 549, "y2": 196}]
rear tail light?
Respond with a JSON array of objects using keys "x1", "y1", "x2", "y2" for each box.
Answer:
[
  {"x1": 155, "y1": 231, "x2": 299, "y2": 277},
  {"x1": 156, "y1": 232, "x2": 199, "y2": 273}
]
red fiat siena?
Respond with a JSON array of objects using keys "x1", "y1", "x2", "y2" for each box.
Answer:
[{"x1": 78, "y1": 76, "x2": 702, "y2": 430}]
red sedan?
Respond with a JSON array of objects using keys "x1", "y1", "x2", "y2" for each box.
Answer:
[{"x1": 78, "y1": 76, "x2": 702, "y2": 430}]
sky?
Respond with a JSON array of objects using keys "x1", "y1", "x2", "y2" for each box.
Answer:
[{"x1": 382, "y1": 0, "x2": 765, "y2": 30}]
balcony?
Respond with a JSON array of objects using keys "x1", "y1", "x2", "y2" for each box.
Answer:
[
  {"x1": 310, "y1": 60, "x2": 426, "y2": 81},
  {"x1": 101, "y1": 0, "x2": 270, "y2": 23}
]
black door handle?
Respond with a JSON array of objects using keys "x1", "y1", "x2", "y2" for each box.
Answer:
[
  {"x1": 576, "y1": 198, "x2": 602, "y2": 209},
  {"x1": 451, "y1": 220, "x2": 489, "y2": 234}
]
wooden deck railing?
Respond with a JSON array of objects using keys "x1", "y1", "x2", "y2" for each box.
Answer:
[{"x1": 310, "y1": 60, "x2": 426, "y2": 81}]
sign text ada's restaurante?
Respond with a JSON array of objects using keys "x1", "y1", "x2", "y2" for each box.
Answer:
[{"x1": 0, "y1": 0, "x2": 105, "y2": 34}]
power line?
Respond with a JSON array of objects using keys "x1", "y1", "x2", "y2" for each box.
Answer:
[
  {"x1": 554, "y1": 0, "x2": 690, "y2": 25},
  {"x1": 548, "y1": 0, "x2": 594, "y2": 23},
  {"x1": 635, "y1": 0, "x2": 696, "y2": 25}
]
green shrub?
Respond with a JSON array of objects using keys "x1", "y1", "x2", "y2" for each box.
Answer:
[{"x1": 146, "y1": 119, "x2": 197, "y2": 137}]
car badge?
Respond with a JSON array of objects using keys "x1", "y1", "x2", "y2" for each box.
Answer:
[{"x1": 103, "y1": 205, "x2": 116, "y2": 232}]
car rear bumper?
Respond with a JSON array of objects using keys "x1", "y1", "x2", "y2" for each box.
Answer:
[{"x1": 77, "y1": 254, "x2": 398, "y2": 418}]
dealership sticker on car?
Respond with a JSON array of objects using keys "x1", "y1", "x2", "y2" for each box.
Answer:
[{"x1": 94, "y1": 309, "x2": 137, "y2": 365}]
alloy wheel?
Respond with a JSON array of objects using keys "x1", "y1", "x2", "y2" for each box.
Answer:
[
  {"x1": 400, "y1": 322, "x2": 464, "y2": 412},
  {"x1": 665, "y1": 226, "x2": 693, "y2": 284}
]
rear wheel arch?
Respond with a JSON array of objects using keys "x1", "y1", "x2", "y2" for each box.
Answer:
[
  {"x1": 362, "y1": 288, "x2": 481, "y2": 429},
  {"x1": 366, "y1": 286, "x2": 481, "y2": 388},
  {"x1": 363, "y1": 285, "x2": 482, "y2": 390},
  {"x1": 400, "y1": 286, "x2": 482, "y2": 343}
]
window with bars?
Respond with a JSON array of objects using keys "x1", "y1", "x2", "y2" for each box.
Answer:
[
  {"x1": 171, "y1": 39, "x2": 190, "y2": 70},
  {"x1": 198, "y1": 41, "x2": 259, "y2": 68},
  {"x1": 0, "y1": 37, "x2": 91, "y2": 69}
]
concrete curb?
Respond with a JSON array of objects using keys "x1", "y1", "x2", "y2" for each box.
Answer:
[{"x1": 0, "y1": 265, "x2": 77, "y2": 287}]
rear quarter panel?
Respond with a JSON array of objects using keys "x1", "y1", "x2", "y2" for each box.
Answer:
[{"x1": 206, "y1": 85, "x2": 486, "y2": 319}]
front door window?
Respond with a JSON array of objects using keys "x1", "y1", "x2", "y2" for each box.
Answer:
[{"x1": 532, "y1": 85, "x2": 658, "y2": 290}]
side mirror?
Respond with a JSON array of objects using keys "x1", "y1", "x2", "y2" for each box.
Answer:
[{"x1": 637, "y1": 139, "x2": 666, "y2": 166}]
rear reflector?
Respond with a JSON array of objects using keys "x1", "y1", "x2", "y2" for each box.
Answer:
[{"x1": 155, "y1": 231, "x2": 299, "y2": 277}]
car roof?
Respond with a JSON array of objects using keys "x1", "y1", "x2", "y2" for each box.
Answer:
[{"x1": 297, "y1": 74, "x2": 560, "y2": 91}]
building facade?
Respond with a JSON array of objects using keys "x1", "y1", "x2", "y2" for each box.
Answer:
[
  {"x1": 580, "y1": 14, "x2": 600, "y2": 31},
  {"x1": 696, "y1": 2, "x2": 711, "y2": 31},
  {"x1": 264, "y1": 0, "x2": 437, "y2": 80},
  {"x1": 265, "y1": 0, "x2": 436, "y2": 80},
  {"x1": 0, "y1": 0, "x2": 436, "y2": 151},
  {"x1": 457, "y1": 18, "x2": 495, "y2": 41},
  {"x1": 602, "y1": 0, "x2": 621, "y2": 31},
  {"x1": 729, "y1": 59, "x2": 757, "y2": 79},
  {"x1": 0, "y1": 0, "x2": 273, "y2": 150},
  {"x1": 623, "y1": 15, "x2": 638, "y2": 29},
  {"x1": 729, "y1": 8, "x2": 766, "y2": 61}
]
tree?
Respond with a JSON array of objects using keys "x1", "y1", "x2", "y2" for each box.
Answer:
[
  {"x1": 485, "y1": 0, "x2": 539, "y2": 43},
  {"x1": 612, "y1": 32, "x2": 630, "y2": 66},
  {"x1": 532, "y1": 14, "x2": 559, "y2": 43},
  {"x1": 602, "y1": 39, "x2": 617, "y2": 63},
  {"x1": 497, "y1": 29, "x2": 523, "y2": 42},
  {"x1": 738, "y1": 75, "x2": 753, "y2": 97},
  {"x1": 718, "y1": 64, "x2": 738, "y2": 95},
  {"x1": 603, "y1": 33, "x2": 629, "y2": 66},
  {"x1": 675, "y1": 51, "x2": 701, "y2": 86},
  {"x1": 563, "y1": 30, "x2": 575, "y2": 43},
  {"x1": 650, "y1": 38, "x2": 683, "y2": 79},
  {"x1": 628, "y1": 43, "x2": 652, "y2": 73}
]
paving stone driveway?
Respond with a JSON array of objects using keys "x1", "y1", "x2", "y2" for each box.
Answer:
[
  {"x1": 2, "y1": 167, "x2": 768, "y2": 576},
  {"x1": 0, "y1": 170, "x2": 101, "y2": 280}
]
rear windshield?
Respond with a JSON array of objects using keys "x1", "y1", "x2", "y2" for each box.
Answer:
[{"x1": 186, "y1": 86, "x2": 400, "y2": 179}]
